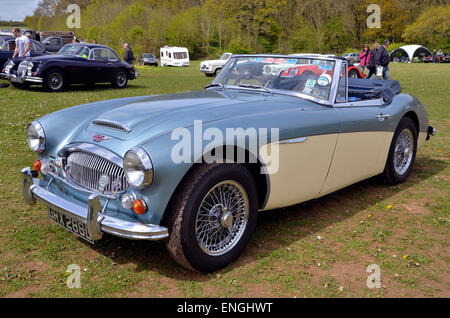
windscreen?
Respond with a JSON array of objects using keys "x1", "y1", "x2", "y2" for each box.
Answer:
[
  {"x1": 214, "y1": 56, "x2": 336, "y2": 102},
  {"x1": 58, "y1": 45, "x2": 90, "y2": 58}
]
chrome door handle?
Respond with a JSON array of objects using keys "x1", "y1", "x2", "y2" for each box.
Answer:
[{"x1": 377, "y1": 113, "x2": 391, "y2": 121}]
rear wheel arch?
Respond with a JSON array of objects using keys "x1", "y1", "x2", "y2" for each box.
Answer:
[{"x1": 403, "y1": 111, "x2": 420, "y2": 135}]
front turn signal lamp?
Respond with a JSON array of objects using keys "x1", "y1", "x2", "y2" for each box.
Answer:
[
  {"x1": 33, "y1": 159, "x2": 42, "y2": 172},
  {"x1": 133, "y1": 198, "x2": 147, "y2": 215}
]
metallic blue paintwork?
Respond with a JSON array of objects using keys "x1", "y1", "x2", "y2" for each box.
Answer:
[{"x1": 34, "y1": 81, "x2": 429, "y2": 226}]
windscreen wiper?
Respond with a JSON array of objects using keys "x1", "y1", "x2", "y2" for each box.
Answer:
[
  {"x1": 237, "y1": 83, "x2": 272, "y2": 93},
  {"x1": 204, "y1": 83, "x2": 224, "y2": 89}
]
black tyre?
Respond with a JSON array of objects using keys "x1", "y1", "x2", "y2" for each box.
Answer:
[
  {"x1": 382, "y1": 117, "x2": 417, "y2": 184},
  {"x1": 214, "y1": 68, "x2": 222, "y2": 76},
  {"x1": 163, "y1": 163, "x2": 258, "y2": 272},
  {"x1": 43, "y1": 69, "x2": 66, "y2": 92},
  {"x1": 111, "y1": 69, "x2": 128, "y2": 88},
  {"x1": 348, "y1": 69, "x2": 360, "y2": 78}
]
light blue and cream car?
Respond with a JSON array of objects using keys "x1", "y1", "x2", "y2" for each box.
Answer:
[{"x1": 22, "y1": 54, "x2": 435, "y2": 272}]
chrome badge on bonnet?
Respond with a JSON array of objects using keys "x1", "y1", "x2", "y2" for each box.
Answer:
[{"x1": 92, "y1": 134, "x2": 111, "y2": 143}]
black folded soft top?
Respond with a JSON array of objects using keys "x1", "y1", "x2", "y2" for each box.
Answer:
[{"x1": 348, "y1": 78, "x2": 402, "y2": 102}]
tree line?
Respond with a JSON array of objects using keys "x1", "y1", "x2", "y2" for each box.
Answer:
[{"x1": 24, "y1": 0, "x2": 450, "y2": 58}]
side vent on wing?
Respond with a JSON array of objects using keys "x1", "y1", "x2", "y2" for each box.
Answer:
[{"x1": 93, "y1": 119, "x2": 132, "y2": 133}]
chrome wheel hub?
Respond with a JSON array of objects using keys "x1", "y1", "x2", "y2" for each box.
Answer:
[
  {"x1": 117, "y1": 72, "x2": 126, "y2": 86},
  {"x1": 394, "y1": 129, "x2": 414, "y2": 175},
  {"x1": 49, "y1": 73, "x2": 62, "y2": 90},
  {"x1": 195, "y1": 180, "x2": 249, "y2": 256}
]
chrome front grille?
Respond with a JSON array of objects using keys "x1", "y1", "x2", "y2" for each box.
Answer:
[
  {"x1": 67, "y1": 151, "x2": 129, "y2": 193},
  {"x1": 17, "y1": 64, "x2": 27, "y2": 77}
]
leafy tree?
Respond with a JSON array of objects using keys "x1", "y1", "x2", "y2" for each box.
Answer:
[{"x1": 403, "y1": 5, "x2": 450, "y2": 50}]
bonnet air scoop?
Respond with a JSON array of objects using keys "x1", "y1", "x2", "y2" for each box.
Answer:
[{"x1": 93, "y1": 119, "x2": 132, "y2": 133}]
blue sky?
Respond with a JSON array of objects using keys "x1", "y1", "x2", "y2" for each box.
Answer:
[{"x1": 0, "y1": 0, "x2": 40, "y2": 21}]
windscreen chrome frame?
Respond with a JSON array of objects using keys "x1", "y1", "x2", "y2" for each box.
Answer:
[{"x1": 212, "y1": 54, "x2": 344, "y2": 107}]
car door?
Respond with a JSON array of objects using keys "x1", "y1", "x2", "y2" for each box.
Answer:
[
  {"x1": 320, "y1": 73, "x2": 395, "y2": 195},
  {"x1": 260, "y1": 105, "x2": 341, "y2": 210},
  {"x1": 90, "y1": 48, "x2": 112, "y2": 82}
]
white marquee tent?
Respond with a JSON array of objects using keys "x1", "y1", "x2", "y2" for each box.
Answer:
[{"x1": 389, "y1": 45, "x2": 431, "y2": 62}]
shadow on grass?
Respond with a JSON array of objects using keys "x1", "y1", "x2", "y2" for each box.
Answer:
[
  {"x1": 11, "y1": 83, "x2": 148, "y2": 93},
  {"x1": 80, "y1": 156, "x2": 448, "y2": 282}
]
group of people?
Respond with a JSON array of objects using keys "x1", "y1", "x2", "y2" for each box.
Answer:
[
  {"x1": 432, "y1": 49, "x2": 444, "y2": 63},
  {"x1": 358, "y1": 39, "x2": 391, "y2": 80},
  {"x1": 72, "y1": 37, "x2": 97, "y2": 44}
]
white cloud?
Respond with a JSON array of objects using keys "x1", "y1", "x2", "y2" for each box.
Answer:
[{"x1": 0, "y1": 0, "x2": 40, "y2": 21}]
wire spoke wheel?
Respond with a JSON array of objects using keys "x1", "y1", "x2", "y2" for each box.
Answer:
[
  {"x1": 195, "y1": 180, "x2": 249, "y2": 256},
  {"x1": 116, "y1": 72, "x2": 127, "y2": 87},
  {"x1": 48, "y1": 72, "x2": 63, "y2": 90},
  {"x1": 393, "y1": 128, "x2": 414, "y2": 175}
]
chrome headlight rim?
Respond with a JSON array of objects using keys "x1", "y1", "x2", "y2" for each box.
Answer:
[
  {"x1": 123, "y1": 147, "x2": 154, "y2": 189},
  {"x1": 26, "y1": 121, "x2": 46, "y2": 153},
  {"x1": 4, "y1": 60, "x2": 14, "y2": 73},
  {"x1": 19, "y1": 61, "x2": 34, "y2": 76}
]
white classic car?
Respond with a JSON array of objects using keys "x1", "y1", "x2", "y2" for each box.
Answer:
[{"x1": 200, "y1": 52, "x2": 232, "y2": 77}]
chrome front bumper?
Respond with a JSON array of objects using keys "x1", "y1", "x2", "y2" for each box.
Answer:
[
  {"x1": 22, "y1": 167, "x2": 168, "y2": 242},
  {"x1": 1, "y1": 72, "x2": 43, "y2": 83}
]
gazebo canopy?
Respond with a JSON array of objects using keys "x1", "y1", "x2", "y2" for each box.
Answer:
[{"x1": 389, "y1": 45, "x2": 431, "y2": 62}]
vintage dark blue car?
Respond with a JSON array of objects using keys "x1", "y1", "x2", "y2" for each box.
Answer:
[
  {"x1": 1, "y1": 43, "x2": 138, "y2": 92},
  {"x1": 0, "y1": 36, "x2": 49, "y2": 68}
]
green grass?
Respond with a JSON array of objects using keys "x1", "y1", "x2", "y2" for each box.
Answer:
[{"x1": 0, "y1": 61, "x2": 448, "y2": 297}]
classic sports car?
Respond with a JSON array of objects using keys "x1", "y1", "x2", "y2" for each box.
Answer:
[
  {"x1": 200, "y1": 52, "x2": 232, "y2": 77},
  {"x1": 0, "y1": 36, "x2": 50, "y2": 70},
  {"x1": 1, "y1": 43, "x2": 138, "y2": 92},
  {"x1": 21, "y1": 54, "x2": 435, "y2": 272}
]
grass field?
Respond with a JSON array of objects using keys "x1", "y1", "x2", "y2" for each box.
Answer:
[{"x1": 0, "y1": 61, "x2": 448, "y2": 297}]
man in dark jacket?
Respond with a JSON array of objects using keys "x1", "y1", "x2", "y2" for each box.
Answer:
[
  {"x1": 375, "y1": 39, "x2": 390, "y2": 80},
  {"x1": 124, "y1": 43, "x2": 134, "y2": 65},
  {"x1": 366, "y1": 42, "x2": 379, "y2": 79}
]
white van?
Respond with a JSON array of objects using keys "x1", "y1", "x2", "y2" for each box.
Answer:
[{"x1": 160, "y1": 46, "x2": 190, "y2": 67}]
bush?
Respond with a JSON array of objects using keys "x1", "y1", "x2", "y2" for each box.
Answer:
[{"x1": 228, "y1": 38, "x2": 253, "y2": 54}]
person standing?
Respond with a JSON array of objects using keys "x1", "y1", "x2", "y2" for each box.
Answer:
[
  {"x1": 375, "y1": 39, "x2": 390, "y2": 80},
  {"x1": 124, "y1": 43, "x2": 134, "y2": 65},
  {"x1": 365, "y1": 42, "x2": 379, "y2": 79},
  {"x1": 359, "y1": 44, "x2": 371, "y2": 73},
  {"x1": 11, "y1": 28, "x2": 30, "y2": 58},
  {"x1": 432, "y1": 49, "x2": 437, "y2": 63}
]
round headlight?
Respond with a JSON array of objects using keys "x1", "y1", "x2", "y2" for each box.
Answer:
[
  {"x1": 26, "y1": 121, "x2": 46, "y2": 153},
  {"x1": 123, "y1": 147, "x2": 153, "y2": 188}
]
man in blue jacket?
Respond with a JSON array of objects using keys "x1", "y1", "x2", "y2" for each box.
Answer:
[
  {"x1": 375, "y1": 39, "x2": 390, "y2": 80},
  {"x1": 124, "y1": 43, "x2": 134, "y2": 65}
]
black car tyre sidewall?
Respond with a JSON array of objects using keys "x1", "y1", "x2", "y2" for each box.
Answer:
[
  {"x1": 43, "y1": 69, "x2": 66, "y2": 92},
  {"x1": 112, "y1": 69, "x2": 128, "y2": 88},
  {"x1": 382, "y1": 117, "x2": 417, "y2": 184},
  {"x1": 164, "y1": 163, "x2": 258, "y2": 273},
  {"x1": 349, "y1": 69, "x2": 360, "y2": 78}
]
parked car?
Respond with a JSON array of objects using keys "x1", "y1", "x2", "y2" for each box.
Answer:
[
  {"x1": 1, "y1": 43, "x2": 138, "y2": 92},
  {"x1": 422, "y1": 53, "x2": 449, "y2": 63},
  {"x1": 21, "y1": 54, "x2": 435, "y2": 272},
  {"x1": 0, "y1": 36, "x2": 49, "y2": 71},
  {"x1": 41, "y1": 36, "x2": 65, "y2": 53},
  {"x1": 343, "y1": 52, "x2": 361, "y2": 63},
  {"x1": 160, "y1": 46, "x2": 189, "y2": 67},
  {"x1": 200, "y1": 52, "x2": 232, "y2": 77},
  {"x1": 138, "y1": 53, "x2": 158, "y2": 66}
]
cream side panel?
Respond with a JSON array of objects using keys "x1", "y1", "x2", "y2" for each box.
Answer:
[
  {"x1": 320, "y1": 131, "x2": 393, "y2": 196},
  {"x1": 417, "y1": 132, "x2": 427, "y2": 150},
  {"x1": 260, "y1": 134, "x2": 338, "y2": 210}
]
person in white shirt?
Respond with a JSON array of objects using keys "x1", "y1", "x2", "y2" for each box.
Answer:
[{"x1": 12, "y1": 28, "x2": 31, "y2": 58}]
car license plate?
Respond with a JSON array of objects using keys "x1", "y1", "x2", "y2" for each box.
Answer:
[
  {"x1": 10, "y1": 76, "x2": 21, "y2": 83},
  {"x1": 48, "y1": 207, "x2": 94, "y2": 243}
]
